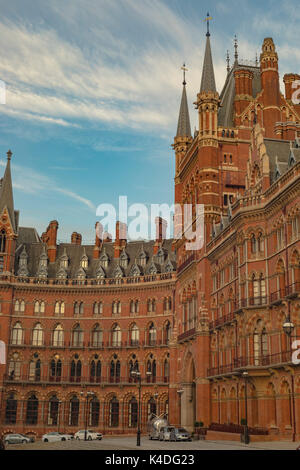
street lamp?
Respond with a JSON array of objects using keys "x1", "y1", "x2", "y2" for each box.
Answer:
[
  {"x1": 177, "y1": 389, "x2": 184, "y2": 427},
  {"x1": 242, "y1": 371, "x2": 250, "y2": 444},
  {"x1": 282, "y1": 314, "x2": 296, "y2": 442},
  {"x1": 80, "y1": 391, "x2": 95, "y2": 441},
  {"x1": 131, "y1": 369, "x2": 152, "y2": 446}
]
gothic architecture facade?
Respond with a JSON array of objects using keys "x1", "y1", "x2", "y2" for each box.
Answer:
[{"x1": 0, "y1": 28, "x2": 300, "y2": 441}]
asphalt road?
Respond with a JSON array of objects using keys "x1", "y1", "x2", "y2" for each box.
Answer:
[{"x1": 3, "y1": 435, "x2": 300, "y2": 451}]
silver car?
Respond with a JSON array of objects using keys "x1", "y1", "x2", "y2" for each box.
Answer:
[
  {"x1": 4, "y1": 434, "x2": 31, "y2": 444},
  {"x1": 170, "y1": 427, "x2": 192, "y2": 442}
]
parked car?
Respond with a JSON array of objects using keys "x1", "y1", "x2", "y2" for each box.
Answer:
[
  {"x1": 74, "y1": 430, "x2": 103, "y2": 441},
  {"x1": 170, "y1": 427, "x2": 192, "y2": 442},
  {"x1": 42, "y1": 432, "x2": 74, "y2": 442},
  {"x1": 159, "y1": 426, "x2": 176, "y2": 441},
  {"x1": 4, "y1": 434, "x2": 31, "y2": 444}
]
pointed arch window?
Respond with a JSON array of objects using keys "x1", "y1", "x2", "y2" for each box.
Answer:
[
  {"x1": 26, "y1": 394, "x2": 38, "y2": 425},
  {"x1": 147, "y1": 397, "x2": 157, "y2": 418},
  {"x1": 0, "y1": 230, "x2": 6, "y2": 252},
  {"x1": 50, "y1": 357, "x2": 62, "y2": 382},
  {"x1": 111, "y1": 324, "x2": 121, "y2": 347},
  {"x1": 164, "y1": 358, "x2": 170, "y2": 382},
  {"x1": 130, "y1": 324, "x2": 139, "y2": 346},
  {"x1": 8, "y1": 353, "x2": 21, "y2": 380},
  {"x1": 11, "y1": 322, "x2": 23, "y2": 345},
  {"x1": 72, "y1": 324, "x2": 83, "y2": 347},
  {"x1": 91, "y1": 324, "x2": 103, "y2": 347},
  {"x1": 110, "y1": 358, "x2": 121, "y2": 383},
  {"x1": 93, "y1": 301, "x2": 103, "y2": 315},
  {"x1": 53, "y1": 324, "x2": 64, "y2": 347},
  {"x1": 109, "y1": 396, "x2": 119, "y2": 427},
  {"x1": 47, "y1": 395, "x2": 59, "y2": 425},
  {"x1": 90, "y1": 359, "x2": 101, "y2": 383},
  {"x1": 70, "y1": 358, "x2": 82, "y2": 383},
  {"x1": 69, "y1": 395, "x2": 80, "y2": 426},
  {"x1": 32, "y1": 323, "x2": 44, "y2": 346},
  {"x1": 128, "y1": 397, "x2": 138, "y2": 428},
  {"x1": 148, "y1": 323, "x2": 156, "y2": 346},
  {"x1": 5, "y1": 392, "x2": 17, "y2": 424}
]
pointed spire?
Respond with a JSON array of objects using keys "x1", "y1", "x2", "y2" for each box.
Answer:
[
  {"x1": 226, "y1": 50, "x2": 230, "y2": 73},
  {"x1": 176, "y1": 64, "x2": 191, "y2": 138},
  {"x1": 234, "y1": 35, "x2": 238, "y2": 64},
  {"x1": 0, "y1": 150, "x2": 16, "y2": 232},
  {"x1": 200, "y1": 26, "x2": 216, "y2": 93}
]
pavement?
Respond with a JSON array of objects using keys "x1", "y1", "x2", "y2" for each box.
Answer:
[{"x1": 3, "y1": 435, "x2": 300, "y2": 451}]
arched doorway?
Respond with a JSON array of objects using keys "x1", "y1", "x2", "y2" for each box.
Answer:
[{"x1": 180, "y1": 354, "x2": 196, "y2": 432}]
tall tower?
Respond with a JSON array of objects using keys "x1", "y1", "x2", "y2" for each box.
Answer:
[
  {"x1": 260, "y1": 37, "x2": 281, "y2": 137},
  {"x1": 194, "y1": 21, "x2": 220, "y2": 230}
]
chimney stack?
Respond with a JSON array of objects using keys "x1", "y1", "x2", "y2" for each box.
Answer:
[
  {"x1": 153, "y1": 217, "x2": 167, "y2": 254},
  {"x1": 114, "y1": 221, "x2": 127, "y2": 257}
]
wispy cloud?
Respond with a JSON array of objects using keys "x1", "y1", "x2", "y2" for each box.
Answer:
[{"x1": 0, "y1": 160, "x2": 96, "y2": 211}]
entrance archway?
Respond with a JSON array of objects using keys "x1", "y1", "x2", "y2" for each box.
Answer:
[{"x1": 180, "y1": 353, "x2": 196, "y2": 432}]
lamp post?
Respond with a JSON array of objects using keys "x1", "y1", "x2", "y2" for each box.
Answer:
[
  {"x1": 242, "y1": 371, "x2": 250, "y2": 444},
  {"x1": 131, "y1": 369, "x2": 152, "y2": 447},
  {"x1": 177, "y1": 389, "x2": 184, "y2": 427},
  {"x1": 57, "y1": 400, "x2": 62, "y2": 433},
  {"x1": 283, "y1": 314, "x2": 296, "y2": 442},
  {"x1": 80, "y1": 391, "x2": 95, "y2": 441}
]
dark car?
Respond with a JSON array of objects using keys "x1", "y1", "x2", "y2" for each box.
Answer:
[{"x1": 170, "y1": 427, "x2": 192, "y2": 442}]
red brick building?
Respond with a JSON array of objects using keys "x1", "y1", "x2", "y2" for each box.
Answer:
[{"x1": 0, "y1": 30, "x2": 300, "y2": 441}]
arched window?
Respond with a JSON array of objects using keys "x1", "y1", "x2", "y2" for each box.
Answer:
[
  {"x1": 32, "y1": 323, "x2": 44, "y2": 346},
  {"x1": 130, "y1": 324, "x2": 139, "y2": 346},
  {"x1": 128, "y1": 397, "x2": 138, "y2": 428},
  {"x1": 34, "y1": 301, "x2": 45, "y2": 315},
  {"x1": 26, "y1": 394, "x2": 38, "y2": 425},
  {"x1": 250, "y1": 233, "x2": 257, "y2": 254},
  {"x1": 8, "y1": 353, "x2": 21, "y2": 380},
  {"x1": 90, "y1": 360, "x2": 101, "y2": 383},
  {"x1": 147, "y1": 397, "x2": 157, "y2": 418},
  {"x1": 146, "y1": 358, "x2": 156, "y2": 383},
  {"x1": 129, "y1": 358, "x2": 139, "y2": 382},
  {"x1": 109, "y1": 397, "x2": 119, "y2": 427},
  {"x1": 11, "y1": 322, "x2": 23, "y2": 345},
  {"x1": 14, "y1": 299, "x2": 25, "y2": 313},
  {"x1": 72, "y1": 324, "x2": 83, "y2": 347},
  {"x1": 69, "y1": 395, "x2": 79, "y2": 426},
  {"x1": 54, "y1": 301, "x2": 65, "y2": 316},
  {"x1": 53, "y1": 324, "x2": 64, "y2": 347},
  {"x1": 48, "y1": 395, "x2": 59, "y2": 425},
  {"x1": 91, "y1": 324, "x2": 103, "y2": 347},
  {"x1": 110, "y1": 358, "x2": 120, "y2": 383},
  {"x1": 0, "y1": 229, "x2": 6, "y2": 252},
  {"x1": 74, "y1": 301, "x2": 84, "y2": 316},
  {"x1": 148, "y1": 323, "x2": 156, "y2": 346},
  {"x1": 50, "y1": 357, "x2": 62, "y2": 382},
  {"x1": 5, "y1": 392, "x2": 17, "y2": 424},
  {"x1": 70, "y1": 358, "x2": 82, "y2": 383},
  {"x1": 93, "y1": 301, "x2": 103, "y2": 315},
  {"x1": 89, "y1": 396, "x2": 100, "y2": 427},
  {"x1": 112, "y1": 324, "x2": 121, "y2": 347}
]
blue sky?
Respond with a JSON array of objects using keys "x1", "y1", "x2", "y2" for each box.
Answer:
[{"x1": 0, "y1": 0, "x2": 299, "y2": 242}]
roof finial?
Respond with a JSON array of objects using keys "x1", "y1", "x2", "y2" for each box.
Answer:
[
  {"x1": 226, "y1": 50, "x2": 230, "y2": 73},
  {"x1": 255, "y1": 52, "x2": 258, "y2": 67},
  {"x1": 181, "y1": 63, "x2": 188, "y2": 86},
  {"x1": 234, "y1": 35, "x2": 238, "y2": 64},
  {"x1": 204, "y1": 12, "x2": 212, "y2": 37},
  {"x1": 7, "y1": 149, "x2": 12, "y2": 161}
]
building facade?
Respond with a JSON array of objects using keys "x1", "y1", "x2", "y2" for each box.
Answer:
[{"x1": 0, "y1": 28, "x2": 300, "y2": 441}]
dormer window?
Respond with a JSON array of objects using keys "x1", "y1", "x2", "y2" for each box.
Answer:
[
  {"x1": 120, "y1": 250, "x2": 129, "y2": 268},
  {"x1": 81, "y1": 258, "x2": 88, "y2": 269}
]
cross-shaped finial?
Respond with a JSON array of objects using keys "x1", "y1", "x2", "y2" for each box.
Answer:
[
  {"x1": 204, "y1": 12, "x2": 212, "y2": 37},
  {"x1": 181, "y1": 63, "x2": 188, "y2": 85}
]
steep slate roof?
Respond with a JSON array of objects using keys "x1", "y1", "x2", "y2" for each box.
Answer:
[
  {"x1": 14, "y1": 238, "x2": 176, "y2": 279},
  {"x1": 176, "y1": 84, "x2": 191, "y2": 138},
  {"x1": 200, "y1": 34, "x2": 216, "y2": 93},
  {"x1": 264, "y1": 139, "x2": 291, "y2": 184},
  {"x1": 218, "y1": 64, "x2": 261, "y2": 128}
]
